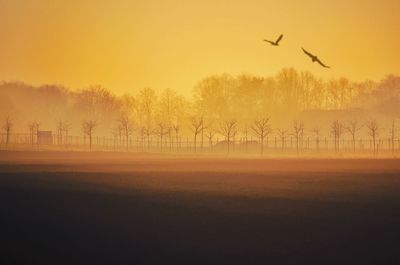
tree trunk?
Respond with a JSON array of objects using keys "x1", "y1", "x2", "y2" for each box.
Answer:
[
  {"x1": 201, "y1": 130, "x2": 204, "y2": 152},
  {"x1": 175, "y1": 133, "x2": 179, "y2": 152},
  {"x1": 227, "y1": 137, "x2": 230, "y2": 154},
  {"x1": 6, "y1": 130, "x2": 10, "y2": 148},
  {"x1": 261, "y1": 137, "x2": 264, "y2": 155},
  {"x1": 373, "y1": 136, "x2": 376, "y2": 155},
  {"x1": 194, "y1": 134, "x2": 197, "y2": 153}
]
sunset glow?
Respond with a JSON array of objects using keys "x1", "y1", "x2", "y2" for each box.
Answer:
[
  {"x1": 2, "y1": 2, "x2": 400, "y2": 264},
  {"x1": 1, "y1": 0, "x2": 399, "y2": 95}
]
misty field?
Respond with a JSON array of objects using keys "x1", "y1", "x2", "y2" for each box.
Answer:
[{"x1": 1, "y1": 151, "x2": 400, "y2": 264}]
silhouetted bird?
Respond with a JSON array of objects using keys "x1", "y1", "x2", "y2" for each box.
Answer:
[
  {"x1": 302, "y1": 48, "x2": 330, "y2": 68},
  {"x1": 264, "y1": 34, "x2": 283, "y2": 46}
]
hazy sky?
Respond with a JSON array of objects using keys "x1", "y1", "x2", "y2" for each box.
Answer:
[{"x1": 1, "y1": 0, "x2": 399, "y2": 95}]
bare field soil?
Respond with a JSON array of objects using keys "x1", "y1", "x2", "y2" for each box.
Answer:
[{"x1": 1, "y1": 151, "x2": 400, "y2": 264}]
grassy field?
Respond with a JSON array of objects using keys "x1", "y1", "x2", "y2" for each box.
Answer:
[{"x1": 1, "y1": 151, "x2": 400, "y2": 264}]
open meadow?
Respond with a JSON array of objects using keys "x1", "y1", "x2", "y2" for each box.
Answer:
[{"x1": 0, "y1": 151, "x2": 400, "y2": 264}]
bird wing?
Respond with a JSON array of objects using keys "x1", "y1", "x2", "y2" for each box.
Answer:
[
  {"x1": 264, "y1": 39, "x2": 274, "y2": 45},
  {"x1": 302, "y1": 48, "x2": 314, "y2": 58},
  {"x1": 276, "y1": 34, "x2": 283, "y2": 44},
  {"x1": 316, "y1": 58, "x2": 330, "y2": 68}
]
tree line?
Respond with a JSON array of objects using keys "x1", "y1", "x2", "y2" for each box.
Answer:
[
  {"x1": 2, "y1": 114, "x2": 398, "y2": 155},
  {"x1": 1, "y1": 68, "x2": 399, "y2": 154}
]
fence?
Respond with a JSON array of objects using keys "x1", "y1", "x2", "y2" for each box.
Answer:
[{"x1": 1, "y1": 133, "x2": 400, "y2": 156}]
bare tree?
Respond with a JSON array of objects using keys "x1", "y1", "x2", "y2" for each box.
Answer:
[
  {"x1": 143, "y1": 127, "x2": 152, "y2": 150},
  {"x1": 137, "y1": 87, "x2": 157, "y2": 150},
  {"x1": 311, "y1": 128, "x2": 321, "y2": 152},
  {"x1": 137, "y1": 126, "x2": 145, "y2": 150},
  {"x1": 112, "y1": 125, "x2": 123, "y2": 151},
  {"x1": 276, "y1": 129, "x2": 288, "y2": 151},
  {"x1": 172, "y1": 124, "x2": 180, "y2": 151},
  {"x1": 205, "y1": 127, "x2": 216, "y2": 152},
  {"x1": 190, "y1": 116, "x2": 204, "y2": 153},
  {"x1": 56, "y1": 120, "x2": 64, "y2": 145},
  {"x1": 390, "y1": 120, "x2": 396, "y2": 154},
  {"x1": 251, "y1": 118, "x2": 272, "y2": 155},
  {"x1": 331, "y1": 120, "x2": 343, "y2": 152},
  {"x1": 292, "y1": 121, "x2": 304, "y2": 154},
  {"x1": 82, "y1": 120, "x2": 97, "y2": 152},
  {"x1": 63, "y1": 122, "x2": 71, "y2": 147},
  {"x1": 242, "y1": 125, "x2": 249, "y2": 153},
  {"x1": 366, "y1": 120, "x2": 379, "y2": 154},
  {"x1": 154, "y1": 123, "x2": 169, "y2": 152},
  {"x1": 219, "y1": 119, "x2": 238, "y2": 154},
  {"x1": 112, "y1": 124, "x2": 124, "y2": 147},
  {"x1": 170, "y1": 95, "x2": 188, "y2": 151},
  {"x1": 346, "y1": 120, "x2": 362, "y2": 152},
  {"x1": 28, "y1": 123, "x2": 35, "y2": 146},
  {"x1": 28, "y1": 121, "x2": 40, "y2": 147},
  {"x1": 159, "y1": 88, "x2": 182, "y2": 151},
  {"x1": 56, "y1": 121, "x2": 71, "y2": 147},
  {"x1": 118, "y1": 115, "x2": 134, "y2": 152},
  {"x1": 200, "y1": 120, "x2": 207, "y2": 152},
  {"x1": 3, "y1": 116, "x2": 13, "y2": 149}
]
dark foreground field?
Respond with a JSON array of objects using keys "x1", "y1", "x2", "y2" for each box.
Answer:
[{"x1": 1, "y1": 151, "x2": 400, "y2": 265}]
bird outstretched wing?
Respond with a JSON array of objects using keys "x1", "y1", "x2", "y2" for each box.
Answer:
[
  {"x1": 302, "y1": 48, "x2": 314, "y2": 58},
  {"x1": 264, "y1": 39, "x2": 275, "y2": 45},
  {"x1": 276, "y1": 34, "x2": 283, "y2": 44},
  {"x1": 316, "y1": 58, "x2": 330, "y2": 68}
]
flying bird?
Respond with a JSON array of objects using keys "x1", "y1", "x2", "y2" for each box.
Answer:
[
  {"x1": 302, "y1": 48, "x2": 330, "y2": 68},
  {"x1": 264, "y1": 34, "x2": 283, "y2": 46}
]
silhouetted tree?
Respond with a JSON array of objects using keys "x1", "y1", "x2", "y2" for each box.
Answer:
[
  {"x1": 137, "y1": 87, "x2": 157, "y2": 149},
  {"x1": 118, "y1": 115, "x2": 134, "y2": 151},
  {"x1": 82, "y1": 120, "x2": 97, "y2": 152},
  {"x1": 276, "y1": 68, "x2": 301, "y2": 110},
  {"x1": 251, "y1": 118, "x2": 272, "y2": 155},
  {"x1": 56, "y1": 120, "x2": 71, "y2": 147},
  {"x1": 276, "y1": 129, "x2": 288, "y2": 151},
  {"x1": 171, "y1": 95, "x2": 188, "y2": 149},
  {"x1": 311, "y1": 128, "x2": 321, "y2": 152},
  {"x1": 63, "y1": 122, "x2": 71, "y2": 147},
  {"x1": 390, "y1": 120, "x2": 396, "y2": 154},
  {"x1": 154, "y1": 123, "x2": 168, "y2": 152},
  {"x1": 143, "y1": 127, "x2": 152, "y2": 150},
  {"x1": 112, "y1": 125, "x2": 123, "y2": 151},
  {"x1": 3, "y1": 116, "x2": 13, "y2": 149},
  {"x1": 56, "y1": 120, "x2": 64, "y2": 145},
  {"x1": 159, "y1": 88, "x2": 182, "y2": 150},
  {"x1": 4, "y1": 68, "x2": 400, "y2": 157},
  {"x1": 242, "y1": 125, "x2": 249, "y2": 153},
  {"x1": 346, "y1": 120, "x2": 362, "y2": 152},
  {"x1": 193, "y1": 74, "x2": 235, "y2": 122},
  {"x1": 366, "y1": 120, "x2": 379, "y2": 154},
  {"x1": 331, "y1": 120, "x2": 343, "y2": 152},
  {"x1": 200, "y1": 120, "x2": 207, "y2": 152},
  {"x1": 219, "y1": 119, "x2": 238, "y2": 154},
  {"x1": 76, "y1": 86, "x2": 120, "y2": 128},
  {"x1": 172, "y1": 124, "x2": 180, "y2": 150},
  {"x1": 28, "y1": 121, "x2": 40, "y2": 147},
  {"x1": 205, "y1": 127, "x2": 216, "y2": 152},
  {"x1": 190, "y1": 116, "x2": 204, "y2": 153},
  {"x1": 292, "y1": 121, "x2": 304, "y2": 154}
]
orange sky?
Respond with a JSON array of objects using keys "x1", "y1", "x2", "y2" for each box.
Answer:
[{"x1": 1, "y1": 0, "x2": 399, "y2": 96}]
